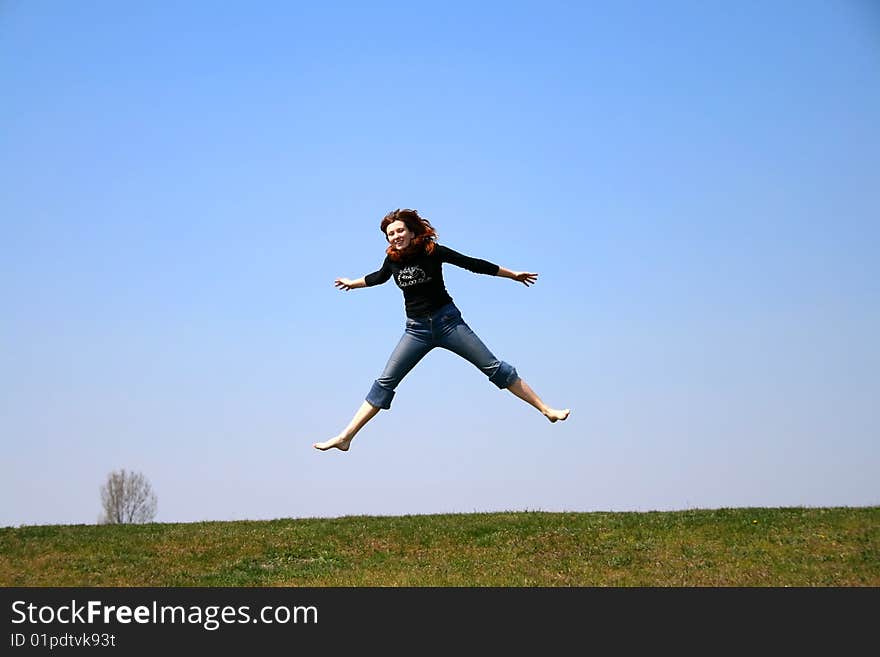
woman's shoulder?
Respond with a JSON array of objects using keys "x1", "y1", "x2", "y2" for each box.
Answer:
[{"x1": 434, "y1": 243, "x2": 467, "y2": 259}]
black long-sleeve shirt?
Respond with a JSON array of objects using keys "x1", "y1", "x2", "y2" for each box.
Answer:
[{"x1": 364, "y1": 244, "x2": 500, "y2": 318}]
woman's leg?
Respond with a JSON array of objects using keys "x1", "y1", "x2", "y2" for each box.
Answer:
[
  {"x1": 506, "y1": 378, "x2": 570, "y2": 423},
  {"x1": 314, "y1": 326, "x2": 433, "y2": 451},
  {"x1": 440, "y1": 312, "x2": 570, "y2": 423},
  {"x1": 313, "y1": 401, "x2": 380, "y2": 451}
]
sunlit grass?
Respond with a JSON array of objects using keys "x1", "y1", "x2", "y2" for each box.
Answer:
[{"x1": 1, "y1": 507, "x2": 877, "y2": 586}]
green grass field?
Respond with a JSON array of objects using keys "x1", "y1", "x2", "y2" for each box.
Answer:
[{"x1": 2, "y1": 507, "x2": 877, "y2": 586}]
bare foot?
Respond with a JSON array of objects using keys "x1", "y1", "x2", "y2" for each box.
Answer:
[
  {"x1": 312, "y1": 435, "x2": 353, "y2": 451},
  {"x1": 544, "y1": 408, "x2": 570, "y2": 423}
]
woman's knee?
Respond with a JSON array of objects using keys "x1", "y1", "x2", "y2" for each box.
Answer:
[
  {"x1": 488, "y1": 361, "x2": 519, "y2": 389},
  {"x1": 366, "y1": 380, "x2": 395, "y2": 410}
]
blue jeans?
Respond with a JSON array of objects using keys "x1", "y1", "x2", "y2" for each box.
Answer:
[{"x1": 366, "y1": 303, "x2": 519, "y2": 409}]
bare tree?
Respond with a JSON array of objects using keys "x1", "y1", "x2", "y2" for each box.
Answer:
[{"x1": 99, "y1": 469, "x2": 158, "y2": 524}]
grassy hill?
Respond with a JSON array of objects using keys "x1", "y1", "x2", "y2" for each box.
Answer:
[{"x1": 1, "y1": 507, "x2": 877, "y2": 586}]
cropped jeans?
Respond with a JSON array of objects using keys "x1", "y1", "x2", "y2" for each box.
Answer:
[{"x1": 366, "y1": 302, "x2": 519, "y2": 410}]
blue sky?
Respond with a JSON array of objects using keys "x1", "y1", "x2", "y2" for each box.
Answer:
[{"x1": 2, "y1": 1, "x2": 878, "y2": 526}]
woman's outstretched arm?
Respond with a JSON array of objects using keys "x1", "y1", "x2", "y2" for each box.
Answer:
[
  {"x1": 335, "y1": 258, "x2": 392, "y2": 291},
  {"x1": 438, "y1": 245, "x2": 537, "y2": 286},
  {"x1": 496, "y1": 267, "x2": 538, "y2": 287}
]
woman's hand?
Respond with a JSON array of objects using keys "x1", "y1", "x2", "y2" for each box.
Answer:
[
  {"x1": 334, "y1": 277, "x2": 365, "y2": 291},
  {"x1": 496, "y1": 267, "x2": 538, "y2": 287},
  {"x1": 512, "y1": 271, "x2": 538, "y2": 287}
]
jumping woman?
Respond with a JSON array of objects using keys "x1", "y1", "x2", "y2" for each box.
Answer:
[{"x1": 313, "y1": 208, "x2": 570, "y2": 452}]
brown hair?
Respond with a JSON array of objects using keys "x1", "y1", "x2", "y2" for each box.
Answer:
[{"x1": 380, "y1": 208, "x2": 438, "y2": 261}]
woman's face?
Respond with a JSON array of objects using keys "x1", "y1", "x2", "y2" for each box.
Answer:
[{"x1": 386, "y1": 220, "x2": 414, "y2": 251}]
